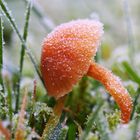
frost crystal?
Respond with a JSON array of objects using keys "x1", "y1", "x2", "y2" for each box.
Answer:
[{"x1": 41, "y1": 19, "x2": 103, "y2": 99}]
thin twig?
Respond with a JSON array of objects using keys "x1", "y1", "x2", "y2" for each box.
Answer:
[{"x1": 15, "y1": 88, "x2": 28, "y2": 140}]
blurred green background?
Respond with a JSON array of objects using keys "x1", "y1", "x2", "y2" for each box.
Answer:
[{"x1": 4, "y1": 0, "x2": 140, "y2": 71}]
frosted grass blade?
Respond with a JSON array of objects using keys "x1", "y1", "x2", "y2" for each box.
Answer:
[
  {"x1": 15, "y1": 0, "x2": 32, "y2": 112},
  {"x1": 0, "y1": 15, "x2": 4, "y2": 91},
  {"x1": 0, "y1": 0, "x2": 44, "y2": 86}
]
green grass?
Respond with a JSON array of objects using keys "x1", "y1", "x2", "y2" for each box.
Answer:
[
  {"x1": 0, "y1": 0, "x2": 43, "y2": 85},
  {"x1": 15, "y1": 0, "x2": 32, "y2": 113},
  {"x1": 0, "y1": 16, "x2": 4, "y2": 91},
  {"x1": 0, "y1": 0, "x2": 140, "y2": 140}
]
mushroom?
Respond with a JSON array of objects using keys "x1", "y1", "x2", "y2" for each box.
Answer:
[{"x1": 40, "y1": 19, "x2": 132, "y2": 123}]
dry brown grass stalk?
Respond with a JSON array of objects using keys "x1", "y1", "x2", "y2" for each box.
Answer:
[
  {"x1": 15, "y1": 88, "x2": 28, "y2": 140},
  {"x1": 0, "y1": 121, "x2": 11, "y2": 140}
]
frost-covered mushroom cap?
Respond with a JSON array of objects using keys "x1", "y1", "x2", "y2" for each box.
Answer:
[{"x1": 41, "y1": 19, "x2": 103, "y2": 99}]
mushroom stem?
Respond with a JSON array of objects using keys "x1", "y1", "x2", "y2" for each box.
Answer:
[
  {"x1": 41, "y1": 96, "x2": 66, "y2": 140},
  {"x1": 87, "y1": 63, "x2": 133, "y2": 123}
]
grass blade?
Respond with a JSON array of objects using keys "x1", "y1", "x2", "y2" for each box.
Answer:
[
  {"x1": 122, "y1": 61, "x2": 140, "y2": 85},
  {"x1": 0, "y1": 16, "x2": 3, "y2": 75},
  {"x1": 130, "y1": 118, "x2": 139, "y2": 140},
  {"x1": 122, "y1": 61, "x2": 140, "y2": 120},
  {"x1": 0, "y1": 15, "x2": 4, "y2": 91},
  {"x1": 0, "y1": 0, "x2": 44, "y2": 86},
  {"x1": 123, "y1": 0, "x2": 135, "y2": 64},
  {"x1": 5, "y1": 76, "x2": 12, "y2": 122},
  {"x1": 67, "y1": 123, "x2": 76, "y2": 140},
  {"x1": 15, "y1": 0, "x2": 32, "y2": 112},
  {"x1": 96, "y1": 118, "x2": 110, "y2": 140},
  {"x1": 24, "y1": 0, "x2": 55, "y2": 31},
  {"x1": 49, "y1": 123, "x2": 63, "y2": 140},
  {"x1": 80, "y1": 101, "x2": 104, "y2": 140},
  {"x1": 130, "y1": 88, "x2": 140, "y2": 120},
  {"x1": 57, "y1": 126, "x2": 68, "y2": 140},
  {"x1": 20, "y1": 0, "x2": 32, "y2": 74}
]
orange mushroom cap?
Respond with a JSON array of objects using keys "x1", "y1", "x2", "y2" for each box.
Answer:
[{"x1": 41, "y1": 19, "x2": 103, "y2": 99}]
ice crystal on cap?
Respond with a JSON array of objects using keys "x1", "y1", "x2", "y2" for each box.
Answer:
[
  {"x1": 41, "y1": 19, "x2": 132, "y2": 124},
  {"x1": 41, "y1": 19, "x2": 103, "y2": 99}
]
